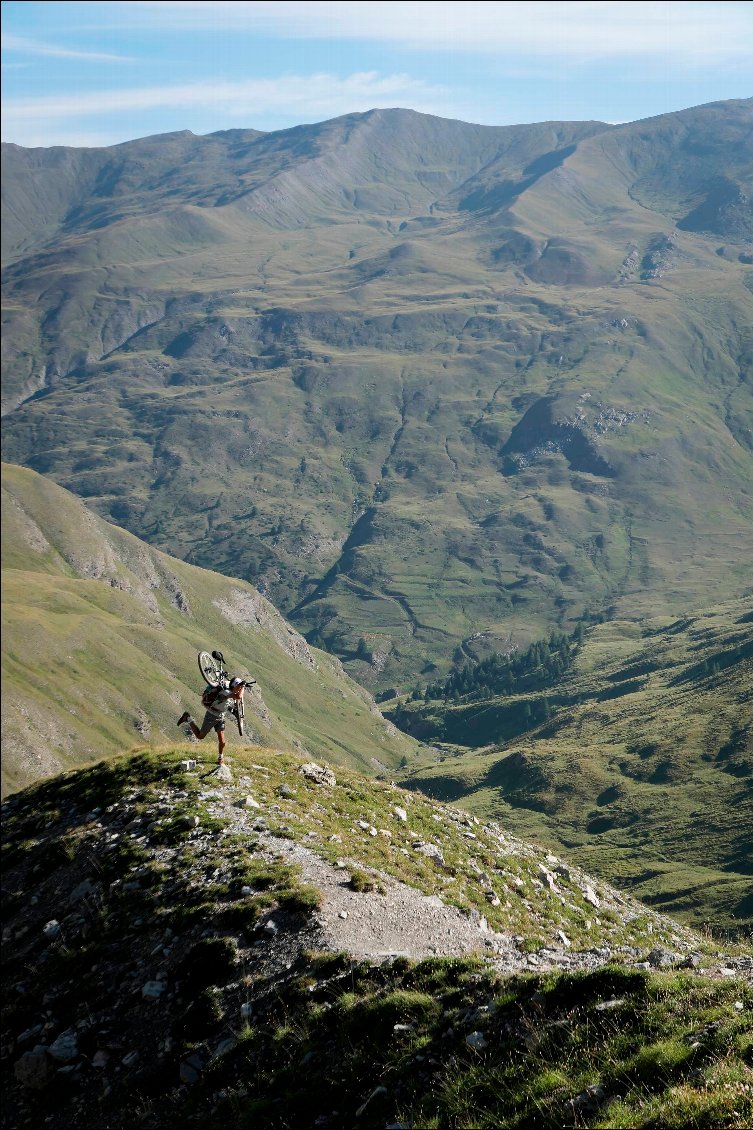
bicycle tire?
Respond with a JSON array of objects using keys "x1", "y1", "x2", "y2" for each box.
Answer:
[
  {"x1": 236, "y1": 699, "x2": 245, "y2": 737},
  {"x1": 198, "y1": 650, "x2": 221, "y2": 685}
]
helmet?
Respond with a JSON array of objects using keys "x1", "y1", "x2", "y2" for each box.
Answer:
[{"x1": 230, "y1": 677, "x2": 244, "y2": 689}]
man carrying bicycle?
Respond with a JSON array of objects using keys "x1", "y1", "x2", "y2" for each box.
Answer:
[{"x1": 178, "y1": 674, "x2": 254, "y2": 765}]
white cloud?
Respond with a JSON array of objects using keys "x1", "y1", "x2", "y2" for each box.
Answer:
[
  {"x1": 1, "y1": 71, "x2": 456, "y2": 145},
  {"x1": 10, "y1": 129, "x2": 132, "y2": 150},
  {"x1": 107, "y1": 1, "x2": 753, "y2": 64},
  {"x1": 1, "y1": 32, "x2": 134, "y2": 63}
]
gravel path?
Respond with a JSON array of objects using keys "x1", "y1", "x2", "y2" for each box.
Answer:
[{"x1": 270, "y1": 833, "x2": 522, "y2": 963}]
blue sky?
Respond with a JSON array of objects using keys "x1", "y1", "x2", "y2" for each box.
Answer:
[{"x1": 2, "y1": 1, "x2": 751, "y2": 148}]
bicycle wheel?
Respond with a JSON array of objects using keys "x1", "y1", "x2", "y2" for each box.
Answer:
[
  {"x1": 236, "y1": 699, "x2": 245, "y2": 737},
  {"x1": 198, "y1": 651, "x2": 221, "y2": 685}
]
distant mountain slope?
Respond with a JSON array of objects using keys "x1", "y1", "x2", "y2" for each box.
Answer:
[
  {"x1": 393, "y1": 598, "x2": 753, "y2": 933},
  {"x1": 2, "y1": 100, "x2": 752, "y2": 688},
  {"x1": 0, "y1": 113, "x2": 605, "y2": 268},
  {"x1": 0, "y1": 463, "x2": 417, "y2": 796}
]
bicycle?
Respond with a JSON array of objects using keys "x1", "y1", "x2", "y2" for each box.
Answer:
[{"x1": 197, "y1": 649, "x2": 252, "y2": 736}]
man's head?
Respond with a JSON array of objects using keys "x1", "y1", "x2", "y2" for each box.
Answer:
[{"x1": 230, "y1": 677, "x2": 245, "y2": 697}]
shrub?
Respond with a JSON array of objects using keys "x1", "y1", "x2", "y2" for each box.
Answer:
[
  {"x1": 348, "y1": 868, "x2": 380, "y2": 893},
  {"x1": 277, "y1": 883, "x2": 323, "y2": 914},
  {"x1": 174, "y1": 987, "x2": 225, "y2": 1041}
]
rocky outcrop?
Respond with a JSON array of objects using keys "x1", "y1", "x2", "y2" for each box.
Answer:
[
  {"x1": 640, "y1": 232, "x2": 685, "y2": 279},
  {"x1": 502, "y1": 395, "x2": 616, "y2": 477},
  {"x1": 213, "y1": 588, "x2": 315, "y2": 667}
]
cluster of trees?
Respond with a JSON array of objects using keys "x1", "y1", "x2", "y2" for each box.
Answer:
[{"x1": 416, "y1": 626, "x2": 583, "y2": 704}]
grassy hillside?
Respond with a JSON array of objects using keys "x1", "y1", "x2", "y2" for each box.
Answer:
[
  {"x1": 2, "y1": 746, "x2": 751, "y2": 1129},
  {"x1": 0, "y1": 462, "x2": 418, "y2": 796},
  {"x1": 390, "y1": 598, "x2": 753, "y2": 935},
  {"x1": 2, "y1": 101, "x2": 752, "y2": 688}
]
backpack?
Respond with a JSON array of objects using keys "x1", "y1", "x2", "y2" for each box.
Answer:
[{"x1": 202, "y1": 684, "x2": 223, "y2": 710}]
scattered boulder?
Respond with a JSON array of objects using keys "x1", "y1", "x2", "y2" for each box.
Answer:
[
  {"x1": 355, "y1": 1086, "x2": 388, "y2": 1118},
  {"x1": 538, "y1": 865, "x2": 560, "y2": 892},
  {"x1": 48, "y1": 1030, "x2": 78, "y2": 1062},
  {"x1": 299, "y1": 763, "x2": 336, "y2": 787},
  {"x1": 582, "y1": 886, "x2": 601, "y2": 908},
  {"x1": 567, "y1": 1084, "x2": 607, "y2": 1117},
  {"x1": 42, "y1": 919, "x2": 61, "y2": 941},
  {"x1": 68, "y1": 878, "x2": 101, "y2": 904},
  {"x1": 212, "y1": 1037, "x2": 237, "y2": 1060},
  {"x1": 14, "y1": 1046, "x2": 52, "y2": 1089},
  {"x1": 412, "y1": 841, "x2": 444, "y2": 864},
  {"x1": 142, "y1": 980, "x2": 167, "y2": 1000},
  {"x1": 647, "y1": 947, "x2": 680, "y2": 969},
  {"x1": 180, "y1": 1052, "x2": 204, "y2": 1085}
]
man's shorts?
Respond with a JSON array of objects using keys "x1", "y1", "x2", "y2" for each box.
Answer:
[{"x1": 200, "y1": 711, "x2": 225, "y2": 734}]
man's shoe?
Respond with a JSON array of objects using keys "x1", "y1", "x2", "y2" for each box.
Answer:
[{"x1": 177, "y1": 711, "x2": 190, "y2": 726}]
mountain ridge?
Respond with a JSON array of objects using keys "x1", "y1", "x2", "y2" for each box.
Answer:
[{"x1": 2, "y1": 98, "x2": 752, "y2": 688}]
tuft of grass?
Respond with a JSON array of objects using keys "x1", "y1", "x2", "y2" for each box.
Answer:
[
  {"x1": 341, "y1": 988, "x2": 443, "y2": 1040},
  {"x1": 276, "y1": 883, "x2": 323, "y2": 914},
  {"x1": 348, "y1": 867, "x2": 384, "y2": 894}
]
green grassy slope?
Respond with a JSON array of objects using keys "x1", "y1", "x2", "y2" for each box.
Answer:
[
  {"x1": 2, "y1": 101, "x2": 752, "y2": 689},
  {"x1": 2, "y1": 746, "x2": 751, "y2": 1130},
  {"x1": 392, "y1": 599, "x2": 753, "y2": 934},
  {"x1": 0, "y1": 462, "x2": 418, "y2": 796}
]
